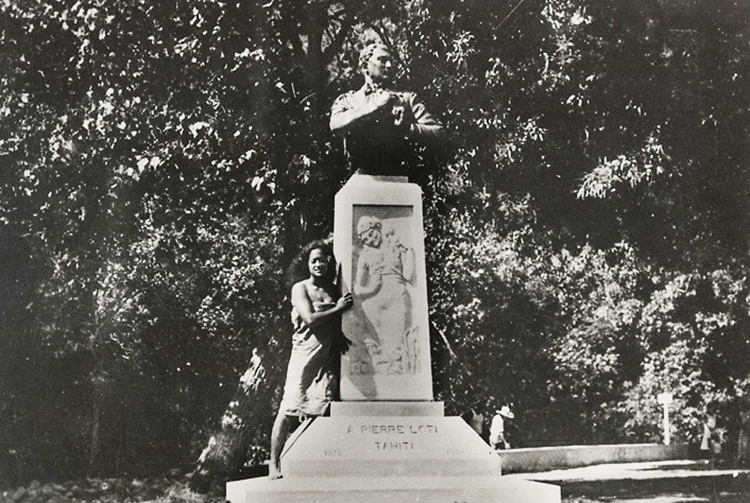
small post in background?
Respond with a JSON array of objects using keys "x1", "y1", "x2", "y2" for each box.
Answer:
[{"x1": 657, "y1": 392, "x2": 673, "y2": 446}]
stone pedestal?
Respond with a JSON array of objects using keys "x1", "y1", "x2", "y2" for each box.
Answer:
[
  {"x1": 226, "y1": 473, "x2": 560, "y2": 503},
  {"x1": 333, "y1": 175, "x2": 432, "y2": 400},
  {"x1": 226, "y1": 175, "x2": 560, "y2": 503},
  {"x1": 226, "y1": 401, "x2": 561, "y2": 503},
  {"x1": 281, "y1": 402, "x2": 500, "y2": 478}
]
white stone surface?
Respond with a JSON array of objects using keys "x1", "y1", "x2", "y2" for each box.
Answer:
[
  {"x1": 281, "y1": 416, "x2": 501, "y2": 478},
  {"x1": 226, "y1": 475, "x2": 561, "y2": 503},
  {"x1": 333, "y1": 175, "x2": 432, "y2": 400},
  {"x1": 330, "y1": 400, "x2": 444, "y2": 417}
]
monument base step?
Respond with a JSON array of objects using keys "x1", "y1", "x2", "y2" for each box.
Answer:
[
  {"x1": 282, "y1": 415, "x2": 501, "y2": 478},
  {"x1": 229, "y1": 402, "x2": 560, "y2": 502},
  {"x1": 330, "y1": 400, "x2": 444, "y2": 416},
  {"x1": 226, "y1": 474, "x2": 561, "y2": 503}
]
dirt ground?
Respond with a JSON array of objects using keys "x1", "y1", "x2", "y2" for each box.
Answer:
[{"x1": 2, "y1": 465, "x2": 749, "y2": 503}]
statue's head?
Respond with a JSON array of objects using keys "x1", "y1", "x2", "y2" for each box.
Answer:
[
  {"x1": 356, "y1": 215, "x2": 383, "y2": 248},
  {"x1": 359, "y1": 43, "x2": 394, "y2": 87}
]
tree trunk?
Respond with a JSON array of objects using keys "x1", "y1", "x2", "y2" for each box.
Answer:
[
  {"x1": 189, "y1": 347, "x2": 281, "y2": 493},
  {"x1": 87, "y1": 376, "x2": 104, "y2": 476}
]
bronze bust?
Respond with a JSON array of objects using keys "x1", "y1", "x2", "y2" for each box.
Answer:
[{"x1": 330, "y1": 43, "x2": 443, "y2": 177}]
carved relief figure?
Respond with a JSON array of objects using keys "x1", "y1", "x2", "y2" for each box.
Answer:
[{"x1": 353, "y1": 215, "x2": 420, "y2": 374}]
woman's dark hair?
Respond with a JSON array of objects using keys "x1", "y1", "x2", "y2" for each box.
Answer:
[{"x1": 284, "y1": 240, "x2": 337, "y2": 290}]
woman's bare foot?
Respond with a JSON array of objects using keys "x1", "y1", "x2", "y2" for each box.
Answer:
[
  {"x1": 269, "y1": 413, "x2": 290, "y2": 481},
  {"x1": 268, "y1": 468, "x2": 283, "y2": 480}
]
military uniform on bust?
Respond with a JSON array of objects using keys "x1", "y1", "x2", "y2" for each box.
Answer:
[{"x1": 330, "y1": 43, "x2": 443, "y2": 177}]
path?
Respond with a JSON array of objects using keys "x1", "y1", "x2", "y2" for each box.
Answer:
[{"x1": 509, "y1": 459, "x2": 750, "y2": 502}]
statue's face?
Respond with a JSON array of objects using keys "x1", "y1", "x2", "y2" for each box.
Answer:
[
  {"x1": 359, "y1": 227, "x2": 382, "y2": 249},
  {"x1": 365, "y1": 47, "x2": 394, "y2": 85}
]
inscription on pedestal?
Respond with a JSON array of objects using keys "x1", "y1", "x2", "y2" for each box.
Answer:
[
  {"x1": 281, "y1": 416, "x2": 502, "y2": 479},
  {"x1": 348, "y1": 422, "x2": 439, "y2": 434},
  {"x1": 315, "y1": 420, "x2": 442, "y2": 458},
  {"x1": 297, "y1": 417, "x2": 485, "y2": 463},
  {"x1": 346, "y1": 422, "x2": 438, "y2": 453}
]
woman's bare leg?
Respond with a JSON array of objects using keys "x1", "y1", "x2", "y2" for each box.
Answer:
[{"x1": 269, "y1": 412, "x2": 291, "y2": 480}]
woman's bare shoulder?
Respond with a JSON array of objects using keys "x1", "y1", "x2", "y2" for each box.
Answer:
[{"x1": 291, "y1": 280, "x2": 311, "y2": 296}]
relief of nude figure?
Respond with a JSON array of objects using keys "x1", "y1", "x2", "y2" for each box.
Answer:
[{"x1": 352, "y1": 215, "x2": 420, "y2": 375}]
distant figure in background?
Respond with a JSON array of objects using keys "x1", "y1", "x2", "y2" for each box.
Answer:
[
  {"x1": 461, "y1": 408, "x2": 485, "y2": 437},
  {"x1": 490, "y1": 405, "x2": 514, "y2": 450}
]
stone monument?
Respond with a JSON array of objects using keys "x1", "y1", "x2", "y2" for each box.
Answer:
[{"x1": 226, "y1": 43, "x2": 560, "y2": 503}]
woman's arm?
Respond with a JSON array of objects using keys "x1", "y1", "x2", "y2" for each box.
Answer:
[{"x1": 291, "y1": 282, "x2": 352, "y2": 328}]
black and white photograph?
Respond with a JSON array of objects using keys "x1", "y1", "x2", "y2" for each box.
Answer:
[{"x1": 2, "y1": 1, "x2": 749, "y2": 502}]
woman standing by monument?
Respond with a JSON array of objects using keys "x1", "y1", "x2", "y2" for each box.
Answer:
[{"x1": 269, "y1": 241, "x2": 353, "y2": 479}]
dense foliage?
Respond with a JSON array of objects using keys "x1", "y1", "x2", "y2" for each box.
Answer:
[{"x1": 1, "y1": 0, "x2": 748, "y2": 486}]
